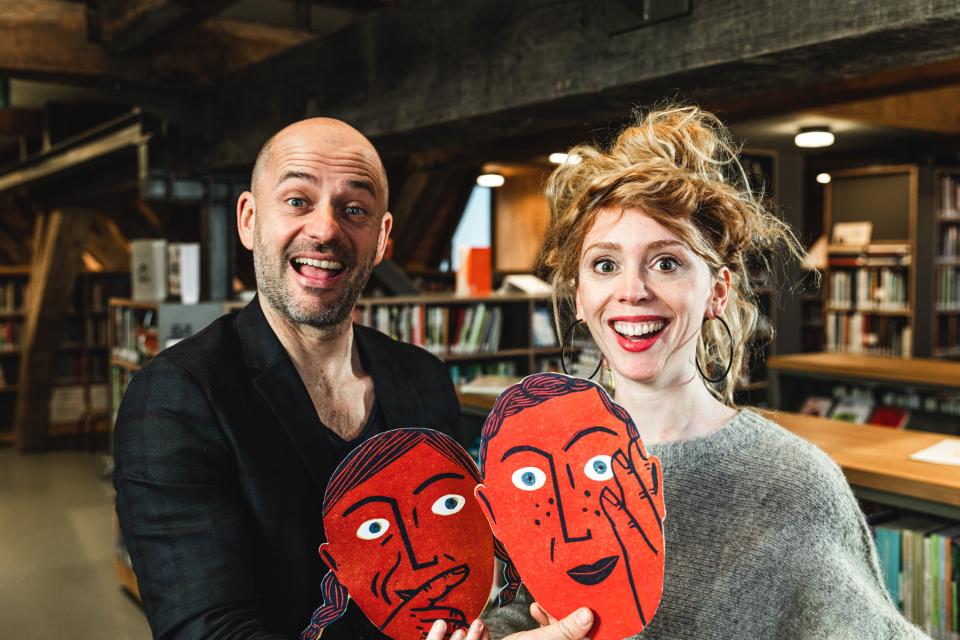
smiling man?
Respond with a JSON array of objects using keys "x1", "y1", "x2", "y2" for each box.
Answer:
[{"x1": 114, "y1": 118, "x2": 460, "y2": 640}]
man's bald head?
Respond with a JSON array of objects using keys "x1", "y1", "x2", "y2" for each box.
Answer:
[{"x1": 250, "y1": 118, "x2": 388, "y2": 211}]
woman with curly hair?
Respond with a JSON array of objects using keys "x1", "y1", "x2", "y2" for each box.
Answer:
[{"x1": 457, "y1": 105, "x2": 926, "y2": 640}]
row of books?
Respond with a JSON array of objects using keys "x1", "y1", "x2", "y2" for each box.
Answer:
[
  {"x1": 941, "y1": 174, "x2": 960, "y2": 219},
  {"x1": 448, "y1": 361, "x2": 518, "y2": 386},
  {"x1": 829, "y1": 269, "x2": 908, "y2": 311},
  {"x1": 824, "y1": 312, "x2": 912, "y2": 356},
  {"x1": 938, "y1": 316, "x2": 960, "y2": 355},
  {"x1": 111, "y1": 307, "x2": 159, "y2": 365},
  {"x1": 0, "y1": 280, "x2": 28, "y2": 314},
  {"x1": 801, "y1": 386, "x2": 960, "y2": 422},
  {"x1": 358, "y1": 303, "x2": 508, "y2": 355},
  {"x1": 53, "y1": 352, "x2": 109, "y2": 385},
  {"x1": 0, "y1": 321, "x2": 21, "y2": 349},
  {"x1": 873, "y1": 514, "x2": 960, "y2": 638},
  {"x1": 939, "y1": 268, "x2": 960, "y2": 310},
  {"x1": 943, "y1": 225, "x2": 960, "y2": 259}
]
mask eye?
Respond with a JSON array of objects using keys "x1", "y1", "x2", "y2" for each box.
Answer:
[
  {"x1": 584, "y1": 455, "x2": 614, "y2": 481},
  {"x1": 356, "y1": 518, "x2": 390, "y2": 540},
  {"x1": 431, "y1": 494, "x2": 465, "y2": 516},
  {"x1": 511, "y1": 467, "x2": 547, "y2": 491}
]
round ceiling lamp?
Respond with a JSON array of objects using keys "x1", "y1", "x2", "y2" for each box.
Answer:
[
  {"x1": 476, "y1": 173, "x2": 505, "y2": 188},
  {"x1": 794, "y1": 126, "x2": 835, "y2": 148}
]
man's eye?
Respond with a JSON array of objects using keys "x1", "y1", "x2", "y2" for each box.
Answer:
[
  {"x1": 431, "y1": 494, "x2": 466, "y2": 516},
  {"x1": 511, "y1": 467, "x2": 547, "y2": 491},
  {"x1": 356, "y1": 518, "x2": 390, "y2": 540},
  {"x1": 592, "y1": 259, "x2": 617, "y2": 274},
  {"x1": 583, "y1": 455, "x2": 614, "y2": 481},
  {"x1": 653, "y1": 257, "x2": 680, "y2": 272},
  {"x1": 286, "y1": 197, "x2": 307, "y2": 208},
  {"x1": 344, "y1": 206, "x2": 366, "y2": 217}
]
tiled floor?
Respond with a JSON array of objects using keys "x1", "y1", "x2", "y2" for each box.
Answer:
[{"x1": 0, "y1": 448, "x2": 152, "y2": 639}]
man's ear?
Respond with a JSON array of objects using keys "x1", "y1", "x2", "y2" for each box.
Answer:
[
  {"x1": 474, "y1": 484, "x2": 498, "y2": 530},
  {"x1": 374, "y1": 211, "x2": 394, "y2": 266},
  {"x1": 319, "y1": 542, "x2": 339, "y2": 573},
  {"x1": 237, "y1": 191, "x2": 256, "y2": 251}
]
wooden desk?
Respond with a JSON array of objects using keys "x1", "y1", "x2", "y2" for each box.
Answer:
[
  {"x1": 458, "y1": 390, "x2": 960, "y2": 519},
  {"x1": 767, "y1": 352, "x2": 960, "y2": 389}
]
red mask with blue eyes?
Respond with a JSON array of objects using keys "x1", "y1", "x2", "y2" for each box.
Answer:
[
  {"x1": 304, "y1": 429, "x2": 494, "y2": 640},
  {"x1": 475, "y1": 373, "x2": 665, "y2": 640}
]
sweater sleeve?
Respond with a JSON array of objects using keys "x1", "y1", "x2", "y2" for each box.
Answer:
[
  {"x1": 482, "y1": 586, "x2": 537, "y2": 640},
  {"x1": 781, "y1": 455, "x2": 930, "y2": 639}
]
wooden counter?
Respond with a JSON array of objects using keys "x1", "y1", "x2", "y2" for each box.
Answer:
[
  {"x1": 767, "y1": 352, "x2": 960, "y2": 389},
  {"x1": 458, "y1": 390, "x2": 960, "y2": 518}
]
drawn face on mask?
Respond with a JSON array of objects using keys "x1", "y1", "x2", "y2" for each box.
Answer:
[
  {"x1": 314, "y1": 429, "x2": 494, "y2": 640},
  {"x1": 475, "y1": 373, "x2": 665, "y2": 640}
]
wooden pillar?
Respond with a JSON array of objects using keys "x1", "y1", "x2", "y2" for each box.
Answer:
[{"x1": 15, "y1": 209, "x2": 92, "y2": 451}]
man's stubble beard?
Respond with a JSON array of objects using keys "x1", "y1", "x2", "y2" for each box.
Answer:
[{"x1": 253, "y1": 226, "x2": 376, "y2": 328}]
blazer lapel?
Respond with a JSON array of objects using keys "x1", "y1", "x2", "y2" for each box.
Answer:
[
  {"x1": 237, "y1": 299, "x2": 337, "y2": 493},
  {"x1": 354, "y1": 324, "x2": 426, "y2": 429}
]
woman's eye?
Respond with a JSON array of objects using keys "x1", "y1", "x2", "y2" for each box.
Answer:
[
  {"x1": 356, "y1": 518, "x2": 390, "y2": 540},
  {"x1": 511, "y1": 467, "x2": 547, "y2": 491},
  {"x1": 431, "y1": 494, "x2": 466, "y2": 516},
  {"x1": 286, "y1": 197, "x2": 307, "y2": 208},
  {"x1": 592, "y1": 259, "x2": 617, "y2": 274},
  {"x1": 583, "y1": 455, "x2": 614, "y2": 481},
  {"x1": 653, "y1": 257, "x2": 680, "y2": 272}
]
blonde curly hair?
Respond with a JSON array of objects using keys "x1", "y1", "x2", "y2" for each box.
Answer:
[{"x1": 536, "y1": 105, "x2": 805, "y2": 405}]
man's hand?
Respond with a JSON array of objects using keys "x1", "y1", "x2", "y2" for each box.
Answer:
[
  {"x1": 426, "y1": 605, "x2": 594, "y2": 640},
  {"x1": 598, "y1": 437, "x2": 665, "y2": 626}
]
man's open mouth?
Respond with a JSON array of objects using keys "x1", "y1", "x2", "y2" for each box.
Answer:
[
  {"x1": 566, "y1": 555, "x2": 619, "y2": 585},
  {"x1": 290, "y1": 256, "x2": 346, "y2": 278}
]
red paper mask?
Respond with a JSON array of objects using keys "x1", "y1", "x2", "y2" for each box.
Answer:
[
  {"x1": 475, "y1": 373, "x2": 665, "y2": 640},
  {"x1": 302, "y1": 429, "x2": 494, "y2": 640}
]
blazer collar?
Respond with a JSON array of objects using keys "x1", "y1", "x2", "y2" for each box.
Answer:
[{"x1": 236, "y1": 297, "x2": 427, "y2": 492}]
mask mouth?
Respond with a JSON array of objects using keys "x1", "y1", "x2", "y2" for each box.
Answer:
[
  {"x1": 395, "y1": 563, "x2": 470, "y2": 604},
  {"x1": 566, "y1": 555, "x2": 619, "y2": 585}
]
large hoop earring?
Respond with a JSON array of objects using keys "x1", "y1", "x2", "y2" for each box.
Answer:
[
  {"x1": 696, "y1": 315, "x2": 734, "y2": 384},
  {"x1": 560, "y1": 319, "x2": 602, "y2": 380}
]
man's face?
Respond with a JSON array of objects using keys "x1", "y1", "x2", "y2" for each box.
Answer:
[
  {"x1": 476, "y1": 388, "x2": 663, "y2": 639},
  {"x1": 321, "y1": 441, "x2": 494, "y2": 639},
  {"x1": 241, "y1": 123, "x2": 392, "y2": 327}
]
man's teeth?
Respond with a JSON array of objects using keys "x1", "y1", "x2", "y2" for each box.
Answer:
[
  {"x1": 293, "y1": 257, "x2": 344, "y2": 270},
  {"x1": 613, "y1": 320, "x2": 666, "y2": 338}
]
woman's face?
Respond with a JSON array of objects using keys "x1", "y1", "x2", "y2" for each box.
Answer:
[{"x1": 575, "y1": 207, "x2": 727, "y2": 385}]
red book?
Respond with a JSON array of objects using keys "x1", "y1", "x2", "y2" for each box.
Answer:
[{"x1": 868, "y1": 405, "x2": 910, "y2": 429}]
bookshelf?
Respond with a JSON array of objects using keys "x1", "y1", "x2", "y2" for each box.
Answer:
[
  {"x1": 935, "y1": 170, "x2": 960, "y2": 358},
  {"x1": 768, "y1": 352, "x2": 960, "y2": 435},
  {"x1": 822, "y1": 165, "x2": 923, "y2": 357},
  {"x1": 0, "y1": 268, "x2": 128, "y2": 445},
  {"x1": 353, "y1": 292, "x2": 562, "y2": 385}
]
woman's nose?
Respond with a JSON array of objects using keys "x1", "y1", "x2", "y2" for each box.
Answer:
[{"x1": 617, "y1": 271, "x2": 650, "y2": 305}]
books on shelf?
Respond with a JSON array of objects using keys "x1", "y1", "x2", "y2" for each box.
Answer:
[
  {"x1": 942, "y1": 226, "x2": 959, "y2": 260},
  {"x1": 869, "y1": 405, "x2": 911, "y2": 429},
  {"x1": 828, "y1": 392, "x2": 875, "y2": 423},
  {"x1": 825, "y1": 311, "x2": 912, "y2": 356},
  {"x1": 798, "y1": 395, "x2": 833, "y2": 417},
  {"x1": 941, "y1": 174, "x2": 960, "y2": 219},
  {"x1": 828, "y1": 269, "x2": 908, "y2": 311},
  {"x1": 939, "y1": 268, "x2": 960, "y2": 311}
]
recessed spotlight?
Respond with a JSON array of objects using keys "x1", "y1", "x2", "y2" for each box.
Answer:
[
  {"x1": 816, "y1": 172, "x2": 832, "y2": 184},
  {"x1": 476, "y1": 173, "x2": 505, "y2": 188},
  {"x1": 795, "y1": 126, "x2": 835, "y2": 148},
  {"x1": 549, "y1": 152, "x2": 582, "y2": 165}
]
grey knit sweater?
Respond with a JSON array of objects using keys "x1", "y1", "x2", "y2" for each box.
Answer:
[{"x1": 484, "y1": 409, "x2": 930, "y2": 640}]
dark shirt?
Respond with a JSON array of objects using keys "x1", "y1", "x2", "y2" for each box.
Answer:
[{"x1": 322, "y1": 398, "x2": 385, "y2": 465}]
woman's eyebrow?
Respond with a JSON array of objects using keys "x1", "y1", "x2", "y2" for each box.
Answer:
[{"x1": 584, "y1": 241, "x2": 621, "y2": 253}]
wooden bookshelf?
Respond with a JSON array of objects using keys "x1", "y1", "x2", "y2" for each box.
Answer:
[
  {"x1": 768, "y1": 352, "x2": 960, "y2": 390},
  {"x1": 935, "y1": 170, "x2": 960, "y2": 358}
]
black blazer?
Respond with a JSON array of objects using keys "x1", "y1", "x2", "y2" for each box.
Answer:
[{"x1": 114, "y1": 299, "x2": 461, "y2": 640}]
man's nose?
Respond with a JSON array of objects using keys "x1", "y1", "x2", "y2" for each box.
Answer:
[
  {"x1": 396, "y1": 513, "x2": 439, "y2": 571},
  {"x1": 555, "y1": 465, "x2": 593, "y2": 544},
  {"x1": 302, "y1": 203, "x2": 343, "y2": 242}
]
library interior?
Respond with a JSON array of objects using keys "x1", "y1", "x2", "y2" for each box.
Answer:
[{"x1": 3, "y1": 1, "x2": 960, "y2": 639}]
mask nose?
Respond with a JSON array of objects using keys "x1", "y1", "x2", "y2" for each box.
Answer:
[
  {"x1": 555, "y1": 463, "x2": 593, "y2": 544},
  {"x1": 395, "y1": 510, "x2": 439, "y2": 571}
]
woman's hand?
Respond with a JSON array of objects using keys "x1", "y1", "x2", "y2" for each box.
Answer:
[{"x1": 426, "y1": 604, "x2": 594, "y2": 640}]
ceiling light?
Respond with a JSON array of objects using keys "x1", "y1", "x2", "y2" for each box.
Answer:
[
  {"x1": 549, "y1": 152, "x2": 582, "y2": 165},
  {"x1": 794, "y1": 126, "x2": 835, "y2": 148},
  {"x1": 476, "y1": 173, "x2": 505, "y2": 188},
  {"x1": 816, "y1": 172, "x2": 832, "y2": 184}
]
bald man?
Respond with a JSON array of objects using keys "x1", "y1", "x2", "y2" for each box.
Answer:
[{"x1": 114, "y1": 119, "x2": 460, "y2": 640}]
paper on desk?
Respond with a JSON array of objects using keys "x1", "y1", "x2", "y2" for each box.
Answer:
[{"x1": 909, "y1": 439, "x2": 960, "y2": 466}]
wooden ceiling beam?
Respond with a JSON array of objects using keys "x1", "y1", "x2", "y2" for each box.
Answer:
[
  {"x1": 96, "y1": 0, "x2": 239, "y2": 53},
  {"x1": 206, "y1": 0, "x2": 960, "y2": 167},
  {"x1": 0, "y1": 1, "x2": 313, "y2": 88}
]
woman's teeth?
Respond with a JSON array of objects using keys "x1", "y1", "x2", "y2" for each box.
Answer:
[
  {"x1": 293, "y1": 257, "x2": 344, "y2": 271},
  {"x1": 613, "y1": 320, "x2": 666, "y2": 338}
]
